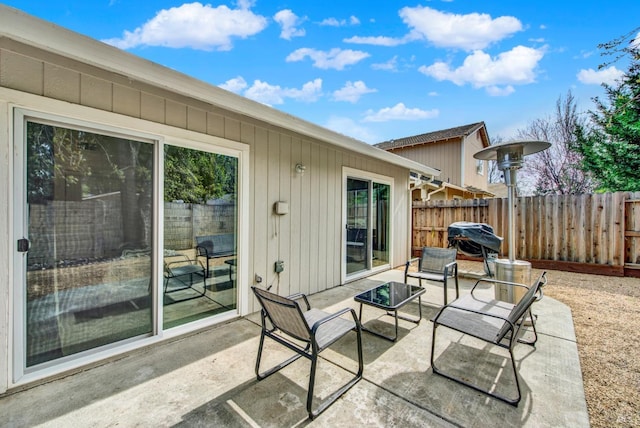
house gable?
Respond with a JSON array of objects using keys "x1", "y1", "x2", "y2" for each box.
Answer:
[{"x1": 376, "y1": 122, "x2": 492, "y2": 197}]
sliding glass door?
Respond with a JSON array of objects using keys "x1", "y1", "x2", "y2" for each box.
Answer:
[
  {"x1": 14, "y1": 110, "x2": 243, "y2": 378},
  {"x1": 344, "y1": 170, "x2": 391, "y2": 280},
  {"x1": 21, "y1": 120, "x2": 155, "y2": 368}
]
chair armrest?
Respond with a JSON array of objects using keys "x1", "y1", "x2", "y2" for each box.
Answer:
[
  {"x1": 310, "y1": 307, "x2": 360, "y2": 334},
  {"x1": 405, "y1": 257, "x2": 420, "y2": 278},
  {"x1": 195, "y1": 245, "x2": 209, "y2": 258},
  {"x1": 287, "y1": 293, "x2": 311, "y2": 311},
  {"x1": 470, "y1": 278, "x2": 528, "y2": 297},
  {"x1": 443, "y1": 260, "x2": 458, "y2": 277}
]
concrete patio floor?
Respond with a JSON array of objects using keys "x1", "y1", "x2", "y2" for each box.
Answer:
[{"x1": 0, "y1": 268, "x2": 589, "y2": 427}]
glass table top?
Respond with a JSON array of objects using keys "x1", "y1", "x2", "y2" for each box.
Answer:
[{"x1": 354, "y1": 281, "x2": 425, "y2": 310}]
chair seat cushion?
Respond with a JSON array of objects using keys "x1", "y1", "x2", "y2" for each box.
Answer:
[
  {"x1": 304, "y1": 308, "x2": 356, "y2": 350},
  {"x1": 406, "y1": 271, "x2": 448, "y2": 282},
  {"x1": 433, "y1": 294, "x2": 513, "y2": 343}
]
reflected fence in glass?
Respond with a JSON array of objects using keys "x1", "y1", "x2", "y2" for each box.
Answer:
[
  {"x1": 162, "y1": 146, "x2": 238, "y2": 329},
  {"x1": 25, "y1": 121, "x2": 154, "y2": 367}
]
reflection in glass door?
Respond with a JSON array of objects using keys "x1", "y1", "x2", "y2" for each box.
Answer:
[
  {"x1": 163, "y1": 145, "x2": 238, "y2": 329},
  {"x1": 346, "y1": 178, "x2": 369, "y2": 275},
  {"x1": 372, "y1": 182, "x2": 390, "y2": 268},
  {"x1": 345, "y1": 176, "x2": 391, "y2": 277},
  {"x1": 22, "y1": 120, "x2": 154, "y2": 368}
]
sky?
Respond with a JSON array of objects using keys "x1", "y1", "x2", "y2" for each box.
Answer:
[{"x1": 3, "y1": 0, "x2": 639, "y2": 145}]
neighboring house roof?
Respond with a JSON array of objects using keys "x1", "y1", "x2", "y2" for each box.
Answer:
[
  {"x1": 374, "y1": 122, "x2": 489, "y2": 150},
  {"x1": 0, "y1": 5, "x2": 440, "y2": 180}
]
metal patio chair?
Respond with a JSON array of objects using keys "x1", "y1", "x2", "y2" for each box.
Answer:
[
  {"x1": 430, "y1": 271, "x2": 547, "y2": 405},
  {"x1": 404, "y1": 246, "x2": 459, "y2": 305},
  {"x1": 252, "y1": 286, "x2": 363, "y2": 420}
]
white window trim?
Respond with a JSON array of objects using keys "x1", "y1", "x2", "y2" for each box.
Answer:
[
  {"x1": 3, "y1": 88, "x2": 250, "y2": 388},
  {"x1": 342, "y1": 167, "x2": 394, "y2": 284}
]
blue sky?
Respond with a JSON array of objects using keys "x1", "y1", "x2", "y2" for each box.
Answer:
[{"x1": 3, "y1": 1, "x2": 639, "y2": 144}]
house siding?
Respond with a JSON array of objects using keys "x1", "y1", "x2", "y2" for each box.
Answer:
[
  {"x1": 463, "y1": 132, "x2": 488, "y2": 191},
  {"x1": 390, "y1": 140, "x2": 463, "y2": 186},
  {"x1": 0, "y1": 42, "x2": 410, "y2": 314}
]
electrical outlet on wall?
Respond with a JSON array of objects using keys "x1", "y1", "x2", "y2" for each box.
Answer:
[{"x1": 275, "y1": 260, "x2": 284, "y2": 273}]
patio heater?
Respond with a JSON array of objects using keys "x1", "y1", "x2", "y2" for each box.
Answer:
[{"x1": 474, "y1": 140, "x2": 550, "y2": 303}]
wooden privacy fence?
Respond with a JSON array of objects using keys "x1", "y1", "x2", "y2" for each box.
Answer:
[{"x1": 412, "y1": 191, "x2": 640, "y2": 276}]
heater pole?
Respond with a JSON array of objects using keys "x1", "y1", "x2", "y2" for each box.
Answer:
[{"x1": 507, "y1": 184, "x2": 516, "y2": 263}]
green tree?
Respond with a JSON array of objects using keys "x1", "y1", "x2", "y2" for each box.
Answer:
[
  {"x1": 164, "y1": 146, "x2": 236, "y2": 203},
  {"x1": 573, "y1": 28, "x2": 640, "y2": 191}
]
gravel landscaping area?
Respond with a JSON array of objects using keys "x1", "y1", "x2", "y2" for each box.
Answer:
[
  {"x1": 542, "y1": 269, "x2": 640, "y2": 428},
  {"x1": 458, "y1": 261, "x2": 640, "y2": 428}
]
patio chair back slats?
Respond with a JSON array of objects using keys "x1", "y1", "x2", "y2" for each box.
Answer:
[
  {"x1": 253, "y1": 288, "x2": 311, "y2": 341},
  {"x1": 420, "y1": 247, "x2": 457, "y2": 275}
]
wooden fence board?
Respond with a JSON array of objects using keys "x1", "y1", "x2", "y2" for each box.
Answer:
[{"x1": 412, "y1": 192, "x2": 633, "y2": 274}]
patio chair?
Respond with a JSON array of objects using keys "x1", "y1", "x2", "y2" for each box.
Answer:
[
  {"x1": 252, "y1": 286, "x2": 363, "y2": 420},
  {"x1": 404, "y1": 246, "x2": 459, "y2": 305},
  {"x1": 430, "y1": 271, "x2": 547, "y2": 405},
  {"x1": 196, "y1": 234, "x2": 236, "y2": 278},
  {"x1": 163, "y1": 255, "x2": 206, "y2": 299}
]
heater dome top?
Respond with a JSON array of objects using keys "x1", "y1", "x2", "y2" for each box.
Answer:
[{"x1": 473, "y1": 140, "x2": 550, "y2": 161}]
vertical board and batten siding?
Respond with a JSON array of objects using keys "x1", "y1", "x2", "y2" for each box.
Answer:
[
  {"x1": 0, "y1": 44, "x2": 412, "y2": 313},
  {"x1": 412, "y1": 193, "x2": 636, "y2": 269},
  {"x1": 390, "y1": 141, "x2": 463, "y2": 187},
  {"x1": 462, "y1": 133, "x2": 487, "y2": 190}
]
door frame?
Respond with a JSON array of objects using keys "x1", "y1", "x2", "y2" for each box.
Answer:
[
  {"x1": 6, "y1": 91, "x2": 250, "y2": 388},
  {"x1": 342, "y1": 167, "x2": 393, "y2": 283}
]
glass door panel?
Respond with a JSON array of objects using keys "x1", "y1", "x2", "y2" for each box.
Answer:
[
  {"x1": 372, "y1": 182, "x2": 390, "y2": 268},
  {"x1": 24, "y1": 121, "x2": 154, "y2": 367},
  {"x1": 346, "y1": 178, "x2": 369, "y2": 275},
  {"x1": 162, "y1": 145, "x2": 238, "y2": 329}
]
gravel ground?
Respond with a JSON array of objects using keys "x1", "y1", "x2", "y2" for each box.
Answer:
[
  {"x1": 542, "y1": 269, "x2": 640, "y2": 428},
  {"x1": 458, "y1": 261, "x2": 640, "y2": 428}
]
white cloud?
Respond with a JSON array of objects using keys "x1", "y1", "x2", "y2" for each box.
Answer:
[
  {"x1": 320, "y1": 16, "x2": 360, "y2": 26},
  {"x1": 399, "y1": 6, "x2": 522, "y2": 50},
  {"x1": 577, "y1": 66, "x2": 624, "y2": 86},
  {"x1": 325, "y1": 116, "x2": 378, "y2": 143},
  {"x1": 332, "y1": 81, "x2": 377, "y2": 103},
  {"x1": 240, "y1": 78, "x2": 322, "y2": 105},
  {"x1": 486, "y1": 85, "x2": 515, "y2": 96},
  {"x1": 363, "y1": 103, "x2": 439, "y2": 122},
  {"x1": 371, "y1": 56, "x2": 398, "y2": 71},
  {"x1": 343, "y1": 35, "x2": 407, "y2": 46},
  {"x1": 219, "y1": 76, "x2": 248, "y2": 93},
  {"x1": 102, "y1": 2, "x2": 267, "y2": 51},
  {"x1": 286, "y1": 48, "x2": 370, "y2": 70},
  {"x1": 419, "y1": 45, "x2": 545, "y2": 95},
  {"x1": 274, "y1": 9, "x2": 306, "y2": 40}
]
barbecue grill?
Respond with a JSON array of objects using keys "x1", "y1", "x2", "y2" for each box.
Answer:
[{"x1": 448, "y1": 221, "x2": 502, "y2": 276}]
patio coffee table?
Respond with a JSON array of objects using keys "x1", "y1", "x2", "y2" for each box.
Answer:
[{"x1": 354, "y1": 281, "x2": 425, "y2": 341}]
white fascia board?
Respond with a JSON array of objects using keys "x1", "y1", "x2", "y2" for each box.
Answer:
[{"x1": 0, "y1": 5, "x2": 440, "y2": 180}]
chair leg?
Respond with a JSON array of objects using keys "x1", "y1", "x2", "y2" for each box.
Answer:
[
  {"x1": 431, "y1": 322, "x2": 522, "y2": 406},
  {"x1": 255, "y1": 315, "x2": 305, "y2": 381},
  {"x1": 517, "y1": 308, "x2": 538, "y2": 346},
  {"x1": 443, "y1": 277, "x2": 448, "y2": 305},
  {"x1": 307, "y1": 351, "x2": 318, "y2": 419},
  {"x1": 454, "y1": 275, "x2": 459, "y2": 300},
  {"x1": 307, "y1": 328, "x2": 364, "y2": 420}
]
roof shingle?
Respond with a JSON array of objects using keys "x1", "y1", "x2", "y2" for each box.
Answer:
[{"x1": 375, "y1": 122, "x2": 486, "y2": 150}]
